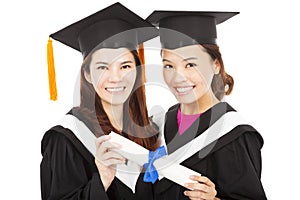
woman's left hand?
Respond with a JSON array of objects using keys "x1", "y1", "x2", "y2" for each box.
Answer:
[{"x1": 184, "y1": 175, "x2": 219, "y2": 200}]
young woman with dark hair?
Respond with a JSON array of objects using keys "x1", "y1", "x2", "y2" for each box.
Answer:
[
  {"x1": 41, "y1": 3, "x2": 159, "y2": 199},
  {"x1": 147, "y1": 11, "x2": 267, "y2": 200}
]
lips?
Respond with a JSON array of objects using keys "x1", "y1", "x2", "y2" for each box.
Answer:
[
  {"x1": 174, "y1": 86, "x2": 195, "y2": 95},
  {"x1": 105, "y1": 86, "x2": 125, "y2": 93}
]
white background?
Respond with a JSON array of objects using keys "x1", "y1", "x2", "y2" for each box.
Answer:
[{"x1": 1, "y1": 0, "x2": 299, "y2": 199}]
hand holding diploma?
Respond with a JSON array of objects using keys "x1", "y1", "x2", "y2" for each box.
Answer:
[
  {"x1": 184, "y1": 175, "x2": 219, "y2": 200},
  {"x1": 95, "y1": 135, "x2": 126, "y2": 191},
  {"x1": 108, "y1": 132, "x2": 200, "y2": 188}
]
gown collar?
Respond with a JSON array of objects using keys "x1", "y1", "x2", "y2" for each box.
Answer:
[{"x1": 164, "y1": 102, "x2": 235, "y2": 154}]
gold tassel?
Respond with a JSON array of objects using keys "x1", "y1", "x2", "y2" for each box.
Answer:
[
  {"x1": 138, "y1": 43, "x2": 145, "y2": 66},
  {"x1": 138, "y1": 43, "x2": 146, "y2": 81},
  {"x1": 47, "y1": 37, "x2": 57, "y2": 100}
]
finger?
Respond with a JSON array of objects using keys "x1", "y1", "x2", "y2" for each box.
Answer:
[
  {"x1": 184, "y1": 190, "x2": 215, "y2": 200},
  {"x1": 100, "y1": 158, "x2": 126, "y2": 167},
  {"x1": 101, "y1": 140, "x2": 121, "y2": 149},
  {"x1": 189, "y1": 198, "x2": 205, "y2": 200},
  {"x1": 184, "y1": 182, "x2": 210, "y2": 192},
  {"x1": 95, "y1": 159, "x2": 119, "y2": 172},
  {"x1": 95, "y1": 150, "x2": 126, "y2": 167},
  {"x1": 95, "y1": 135, "x2": 111, "y2": 148},
  {"x1": 101, "y1": 151, "x2": 125, "y2": 162},
  {"x1": 184, "y1": 190, "x2": 205, "y2": 199},
  {"x1": 190, "y1": 175, "x2": 215, "y2": 187},
  {"x1": 96, "y1": 136, "x2": 121, "y2": 149},
  {"x1": 97, "y1": 140, "x2": 121, "y2": 156}
]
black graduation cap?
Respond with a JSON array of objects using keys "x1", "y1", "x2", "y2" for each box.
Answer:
[
  {"x1": 146, "y1": 11, "x2": 239, "y2": 49},
  {"x1": 50, "y1": 2, "x2": 158, "y2": 57},
  {"x1": 47, "y1": 2, "x2": 158, "y2": 100}
]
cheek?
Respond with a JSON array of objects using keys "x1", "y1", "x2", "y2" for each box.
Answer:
[
  {"x1": 91, "y1": 71, "x2": 106, "y2": 89},
  {"x1": 194, "y1": 68, "x2": 214, "y2": 84},
  {"x1": 124, "y1": 70, "x2": 137, "y2": 86},
  {"x1": 163, "y1": 70, "x2": 173, "y2": 86},
  {"x1": 192, "y1": 72, "x2": 205, "y2": 84}
]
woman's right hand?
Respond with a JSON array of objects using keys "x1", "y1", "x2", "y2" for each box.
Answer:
[{"x1": 95, "y1": 135, "x2": 126, "y2": 191}]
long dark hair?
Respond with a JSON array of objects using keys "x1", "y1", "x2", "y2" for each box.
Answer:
[{"x1": 73, "y1": 47, "x2": 159, "y2": 151}]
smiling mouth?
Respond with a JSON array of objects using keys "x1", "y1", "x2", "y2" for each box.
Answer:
[
  {"x1": 105, "y1": 87, "x2": 126, "y2": 93},
  {"x1": 175, "y1": 86, "x2": 195, "y2": 94}
]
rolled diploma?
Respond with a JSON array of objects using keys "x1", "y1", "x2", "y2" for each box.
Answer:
[{"x1": 109, "y1": 132, "x2": 200, "y2": 187}]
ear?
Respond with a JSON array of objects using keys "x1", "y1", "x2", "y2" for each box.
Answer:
[
  {"x1": 84, "y1": 70, "x2": 92, "y2": 84},
  {"x1": 213, "y1": 59, "x2": 221, "y2": 74}
]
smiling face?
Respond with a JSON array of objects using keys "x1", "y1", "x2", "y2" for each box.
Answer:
[
  {"x1": 85, "y1": 48, "x2": 137, "y2": 107},
  {"x1": 162, "y1": 45, "x2": 220, "y2": 107}
]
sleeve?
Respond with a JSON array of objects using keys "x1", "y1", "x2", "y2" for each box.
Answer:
[
  {"x1": 40, "y1": 131, "x2": 109, "y2": 200},
  {"x1": 211, "y1": 132, "x2": 267, "y2": 200}
]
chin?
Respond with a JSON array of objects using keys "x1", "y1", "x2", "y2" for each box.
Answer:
[
  {"x1": 110, "y1": 99, "x2": 127, "y2": 105},
  {"x1": 176, "y1": 97, "x2": 197, "y2": 105},
  {"x1": 101, "y1": 97, "x2": 127, "y2": 106}
]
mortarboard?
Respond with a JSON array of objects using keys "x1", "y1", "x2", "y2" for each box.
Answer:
[
  {"x1": 47, "y1": 2, "x2": 158, "y2": 100},
  {"x1": 146, "y1": 11, "x2": 239, "y2": 49}
]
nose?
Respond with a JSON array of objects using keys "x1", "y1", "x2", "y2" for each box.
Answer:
[
  {"x1": 173, "y1": 66, "x2": 187, "y2": 83},
  {"x1": 108, "y1": 65, "x2": 122, "y2": 82}
]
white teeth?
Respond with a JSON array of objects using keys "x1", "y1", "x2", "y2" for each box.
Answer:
[
  {"x1": 176, "y1": 86, "x2": 193, "y2": 93},
  {"x1": 106, "y1": 87, "x2": 124, "y2": 92}
]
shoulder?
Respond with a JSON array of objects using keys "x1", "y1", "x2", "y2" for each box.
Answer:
[
  {"x1": 222, "y1": 102, "x2": 264, "y2": 148},
  {"x1": 164, "y1": 104, "x2": 179, "y2": 121},
  {"x1": 41, "y1": 125, "x2": 76, "y2": 154},
  {"x1": 230, "y1": 125, "x2": 264, "y2": 150},
  {"x1": 167, "y1": 103, "x2": 180, "y2": 112}
]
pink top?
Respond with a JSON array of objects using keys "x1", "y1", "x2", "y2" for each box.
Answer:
[{"x1": 177, "y1": 108, "x2": 201, "y2": 135}]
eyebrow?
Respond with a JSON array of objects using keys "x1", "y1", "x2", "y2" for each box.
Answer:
[
  {"x1": 183, "y1": 57, "x2": 198, "y2": 61},
  {"x1": 162, "y1": 58, "x2": 172, "y2": 62},
  {"x1": 95, "y1": 60, "x2": 133, "y2": 65},
  {"x1": 162, "y1": 57, "x2": 198, "y2": 63},
  {"x1": 120, "y1": 60, "x2": 133, "y2": 65},
  {"x1": 95, "y1": 61, "x2": 109, "y2": 65}
]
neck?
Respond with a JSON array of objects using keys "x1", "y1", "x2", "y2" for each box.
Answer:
[
  {"x1": 101, "y1": 100, "x2": 123, "y2": 132},
  {"x1": 180, "y1": 91, "x2": 220, "y2": 115}
]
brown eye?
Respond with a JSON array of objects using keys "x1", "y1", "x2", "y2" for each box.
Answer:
[
  {"x1": 163, "y1": 64, "x2": 173, "y2": 69},
  {"x1": 121, "y1": 65, "x2": 131, "y2": 69},
  {"x1": 186, "y1": 63, "x2": 197, "y2": 68},
  {"x1": 96, "y1": 66, "x2": 108, "y2": 70}
]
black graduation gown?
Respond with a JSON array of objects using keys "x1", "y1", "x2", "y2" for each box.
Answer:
[
  {"x1": 40, "y1": 114, "x2": 154, "y2": 200},
  {"x1": 153, "y1": 102, "x2": 267, "y2": 200}
]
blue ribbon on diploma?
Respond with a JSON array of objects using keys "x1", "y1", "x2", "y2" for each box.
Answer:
[{"x1": 143, "y1": 146, "x2": 167, "y2": 183}]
